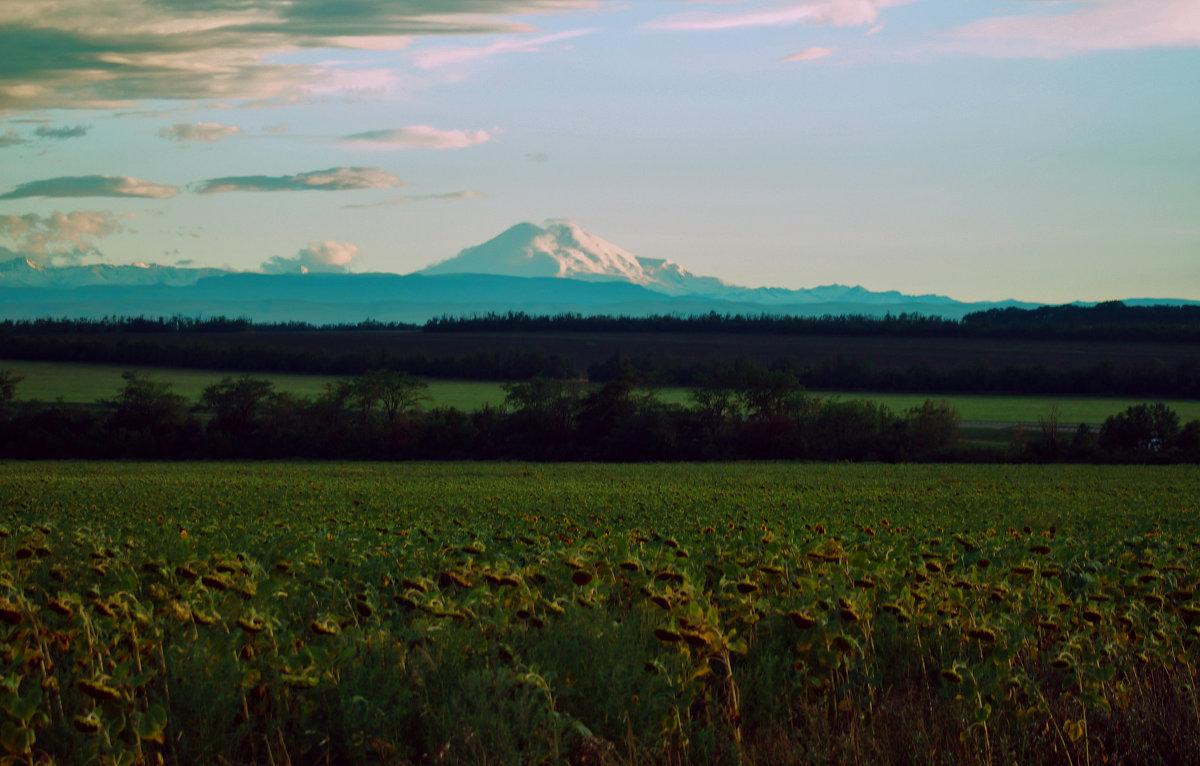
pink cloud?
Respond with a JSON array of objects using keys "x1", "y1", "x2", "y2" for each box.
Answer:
[
  {"x1": 647, "y1": 0, "x2": 913, "y2": 32},
  {"x1": 948, "y1": 0, "x2": 1200, "y2": 57},
  {"x1": 0, "y1": 210, "x2": 125, "y2": 263},
  {"x1": 414, "y1": 29, "x2": 596, "y2": 70},
  {"x1": 342, "y1": 126, "x2": 493, "y2": 150},
  {"x1": 783, "y1": 46, "x2": 833, "y2": 62}
]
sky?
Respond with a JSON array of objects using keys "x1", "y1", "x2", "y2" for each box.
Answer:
[{"x1": 1, "y1": 0, "x2": 1197, "y2": 303}]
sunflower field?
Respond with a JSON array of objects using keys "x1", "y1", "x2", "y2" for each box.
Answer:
[{"x1": 0, "y1": 462, "x2": 1197, "y2": 765}]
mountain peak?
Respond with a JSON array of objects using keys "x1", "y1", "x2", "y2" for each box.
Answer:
[
  {"x1": 419, "y1": 219, "x2": 705, "y2": 293},
  {"x1": 0, "y1": 255, "x2": 46, "y2": 273}
]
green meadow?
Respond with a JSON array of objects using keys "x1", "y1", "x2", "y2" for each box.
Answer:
[{"x1": 3, "y1": 359, "x2": 1198, "y2": 424}]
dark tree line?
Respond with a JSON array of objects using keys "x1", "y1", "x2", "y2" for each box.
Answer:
[
  {"x1": 0, "y1": 366, "x2": 960, "y2": 461},
  {"x1": 424, "y1": 311, "x2": 963, "y2": 337},
  {"x1": 10, "y1": 301, "x2": 1200, "y2": 341},
  {"x1": 3, "y1": 307, "x2": 1199, "y2": 396},
  {"x1": 2, "y1": 330, "x2": 1197, "y2": 398},
  {"x1": 0, "y1": 366, "x2": 1196, "y2": 463},
  {"x1": 0, "y1": 317, "x2": 420, "y2": 334},
  {"x1": 425, "y1": 302, "x2": 1200, "y2": 342},
  {"x1": 588, "y1": 354, "x2": 1200, "y2": 399},
  {"x1": 0, "y1": 332, "x2": 576, "y2": 380},
  {"x1": 961, "y1": 302, "x2": 1200, "y2": 342}
]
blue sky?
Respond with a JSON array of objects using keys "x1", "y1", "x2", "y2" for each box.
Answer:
[{"x1": 1, "y1": 0, "x2": 1197, "y2": 302}]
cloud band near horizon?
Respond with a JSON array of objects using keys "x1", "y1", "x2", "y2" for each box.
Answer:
[{"x1": 0, "y1": 210, "x2": 125, "y2": 263}]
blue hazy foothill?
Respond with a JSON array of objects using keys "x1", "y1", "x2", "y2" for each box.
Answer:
[{"x1": 0, "y1": 222, "x2": 1192, "y2": 324}]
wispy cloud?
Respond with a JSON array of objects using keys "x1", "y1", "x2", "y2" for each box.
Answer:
[
  {"x1": 0, "y1": 175, "x2": 180, "y2": 199},
  {"x1": 0, "y1": 210, "x2": 125, "y2": 263},
  {"x1": 783, "y1": 46, "x2": 832, "y2": 62},
  {"x1": 0, "y1": 128, "x2": 26, "y2": 148},
  {"x1": 945, "y1": 0, "x2": 1200, "y2": 58},
  {"x1": 646, "y1": 0, "x2": 912, "y2": 32},
  {"x1": 194, "y1": 166, "x2": 403, "y2": 194},
  {"x1": 342, "y1": 126, "x2": 493, "y2": 150},
  {"x1": 261, "y1": 240, "x2": 360, "y2": 274},
  {"x1": 343, "y1": 190, "x2": 485, "y2": 209},
  {"x1": 159, "y1": 122, "x2": 242, "y2": 143},
  {"x1": 414, "y1": 28, "x2": 596, "y2": 69},
  {"x1": 0, "y1": 1, "x2": 603, "y2": 110},
  {"x1": 34, "y1": 124, "x2": 90, "y2": 139}
]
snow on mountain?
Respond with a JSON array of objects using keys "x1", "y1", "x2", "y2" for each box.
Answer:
[
  {"x1": 0, "y1": 257, "x2": 46, "y2": 287},
  {"x1": 0, "y1": 220, "x2": 962, "y2": 310},
  {"x1": 420, "y1": 220, "x2": 725, "y2": 296},
  {"x1": 0, "y1": 256, "x2": 227, "y2": 289},
  {"x1": 418, "y1": 220, "x2": 958, "y2": 305}
]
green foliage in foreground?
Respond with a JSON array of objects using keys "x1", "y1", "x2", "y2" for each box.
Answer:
[{"x1": 1, "y1": 463, "x2": 1198, "y2": 764}]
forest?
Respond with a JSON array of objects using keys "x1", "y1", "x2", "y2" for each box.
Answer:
[
  {"x1": 0, "y1": 366, "x2": 1195, "y2": 463},
  {"x1": 2, "y1": 304, "x2": 1199, "y2": 397}
]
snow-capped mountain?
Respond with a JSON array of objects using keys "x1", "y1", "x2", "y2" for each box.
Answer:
[
  {"x1": 420, "y1": 220, "x2": 959, "y2": 306},
  {"x1": 420, "y1": 220, "x2": 728, "y2": 296},
  {"x1": 2, "y1": 220, "x2": 960, "y2": 309},
  {"x1": 0, "y1": 254, "x2": 225, "y2": 289},
  {"x1": 0, "y1": 222, "x2": 1060, "y2": 321}
]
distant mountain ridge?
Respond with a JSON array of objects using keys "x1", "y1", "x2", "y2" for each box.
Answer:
[
  {"x1": 0, "y1": 253, "x2": 226, "y2": 289},
  {"x1": 419, "y1": 220, "x2": 961, "y2": 306},
  {"x1": 1, "y1": 221, "x2": 1196, "y2": 322}
]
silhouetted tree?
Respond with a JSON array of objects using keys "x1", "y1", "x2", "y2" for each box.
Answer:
[
  {"x1": 0, "y1": 369, "x2": 22, "y2": 420},
  {"x1": 364, "y1": 370, "x2": 430, "y2": 423},
  {"x1": 738, "y1": 369, "x2": 814, "y2": 422},
  {"x1": 689, "y1": 368, "x2": 744, "y2": 452},
  {"x1": 103, "y1": 371, "x2": 190, "y2": 432},
  {"x1": 902, "y1": 400, "x2": 960, "y2": 456},
  {"x1": 1178, "y1": 420, "x2": 1200, "y2": 458},
  {"x1": 502, "y1": 377, "x2": 583, "y2": 457},
  {"x1": 200, "y1": 375, "x2": 277, "y2": 437},
  {"x1": 1099, "y1": 403, "x2": 1181, "y2": 455}
]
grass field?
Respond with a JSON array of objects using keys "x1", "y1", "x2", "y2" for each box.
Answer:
[
  {"x1": 1, "y1": 462, "x2": 1197, "y2": 765},
  {"x1": 0, "y1": 359, "x2": 496, "y2": 410},
  {"x1": 5, "y1": 358, "x2": 1198, "y2": 424}
]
